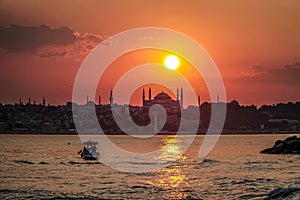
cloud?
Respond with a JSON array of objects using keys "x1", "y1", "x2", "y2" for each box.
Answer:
[
  {"x1": 39, "y1": 50, "x2": 68, "y2": 58},
  {"x1": 0, "y1": 24, "x2": 105, "y2": 58},
  {"x1": 236, "y1": 62, "x2": 300, "y2": 86},
  {"x1": 252, "y1": 64, "x2": 267, "y2": 72},
  {"x1": 0, "y1": 24, "x2": 76, "y2": 53},
  {"x1": 74, "y1": 32, "x2": 103, "y2": 43}
]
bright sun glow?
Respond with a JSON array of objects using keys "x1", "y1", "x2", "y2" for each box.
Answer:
[{"x1": 164, "y1": 55, "x2": 180, "y2": 70}]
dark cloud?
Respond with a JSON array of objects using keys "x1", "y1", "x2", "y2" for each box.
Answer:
[
  {"x1": 0, "y1": 24, "x2": 104, "y2": 58},
  {"x1": 76, "y1": 32, "x2": 103, "y2": 43},
  {"x1": 0, "y1": 24, "x2": 76, "y2": 53},
  {"x1": 284, "y1": 62, "x2": 300, "y2": 69},
  {"x1": 39, "y1": 50, "x2": 68, "y2": 58},
  {"x1": 252, "y1": 64, "x2": 267, "y2": 72},
  {"x1": 238, "y1": 62, "x2": 300, "y2": 86}
]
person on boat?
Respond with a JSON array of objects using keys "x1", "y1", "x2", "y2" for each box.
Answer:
[{"x1": 78, "y1": 146, "x2": 90, "y2": 158}]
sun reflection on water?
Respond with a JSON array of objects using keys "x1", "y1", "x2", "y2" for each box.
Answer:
[
  {"x1": 147, "y1": 136, "x2": 190, "y2": 199},
  {"x1": 160, "y1": 136, "x2": 183, "y2": 162}
]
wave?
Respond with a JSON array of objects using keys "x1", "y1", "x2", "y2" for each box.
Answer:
[
  {"x1": 238, "y1": 193, "x2": 266, "y2": 199},
  {"x1": 39, "y1": 161, "x2": 49, "y2": 165},
  {"x1": 13, "y1": 160, "x2": 34, "y2": 164},
  {"x1": 0, "y1": 189, "x2": 98, "y2": 200},
  {"x1": 244, "y1": 160, "x2": 278, "y2": 165},
  {"x1": 13, "y1": 160, "x2": 49, "y2": 165},
  {"x1": 11, "y1": 160, "x2": 104, "y2": 166},
  {"x1": 127, "y1": 161, "x2": 160, "y2": 165},
  {"x1": 193, "y1": 158, "x2": 221, "y2": 169},
  {"x1": 130, "y1": 185, "x2": 149, "y2": 189},
  {"x1": 267, "y1": 187, "x2": 300, "y2": 199},
  {"x1": 66, "y1": 161, "x2": 104, "y2": 165},
  {"x1": 201, "y1": 158, "x2": 220, "y2": 164}
]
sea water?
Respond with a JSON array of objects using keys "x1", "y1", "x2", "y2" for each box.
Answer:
[{"x1": 0, "y1": 134, "x2": 299, "y2": 199}]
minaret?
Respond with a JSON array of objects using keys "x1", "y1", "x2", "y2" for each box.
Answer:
[
  {"x1": 148, "y1": 87, "x2": 152, "y2": 100},
  {"x1": 109, "y1": 90, "x2": 113, "y2": 105},
  {"x1": 86, "y1": 95, "x2": 89, "y2": 104},
  {"x1": 28, "y1": 97, "x2": 31, "y2": 105},
  {"x1": 198, "y1": 95, "x2": 200, "y2": 107},
  {"x1": 98, "y1": 96, "x2": 101, "y2": 105},
  {"x1": 180, "y1": 87, "x2": 183, "y2": 108},
  {"x1": 142, "y1": 88, "x2": 145, "y2": 106},
  {"x1": 176, "y1": 87, "x2": 179, "y2": 101},
  {"x1": 33, "y1": 100, "x2": 36, "y2": 105},
  {"x1": 19, "y1": 98, "x2": 23, "y2": 105},
  {"x1": 154, "y1": 111, "x2": 158, "y2": 133},
  {"x1": 42, "y1": 97, "x2": 46, "y2": 106},
  {"x1": 217, "y1": 95, "x2": 219, "y2": 103}
]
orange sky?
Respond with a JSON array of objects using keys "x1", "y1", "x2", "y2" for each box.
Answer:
[{"x1": 0, "y1": 0, "x2": 299, "y2": 106}]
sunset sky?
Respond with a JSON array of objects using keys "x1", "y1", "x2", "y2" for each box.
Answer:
[{"x1": 0, "y1": 0, "x2": 299, "y2": 106}]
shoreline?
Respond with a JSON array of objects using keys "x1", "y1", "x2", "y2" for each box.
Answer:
[{"x1": 1, "y1": 132, "x2": 299, "y2": 136}]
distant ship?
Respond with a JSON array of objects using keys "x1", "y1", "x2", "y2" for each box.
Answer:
[{"x1": 78, "y1": 140, "x2": 100, "y2": 160}]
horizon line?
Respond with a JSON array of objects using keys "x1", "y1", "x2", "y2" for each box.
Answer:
[{"x1": 1, "y1": 99, "x2": 300, "y2": 109}]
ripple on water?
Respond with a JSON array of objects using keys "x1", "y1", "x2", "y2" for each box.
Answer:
[
  {"x1": 193, "y1": 158, "x2": 221, "y2": 169},
  {"x1": 39, "y1": 161, "x2": 49, "y2": 165},
  {"x1": 66, "y1": 161, "x2": 104, "y2": 165},
  {"x1": 12, "y1": 160, "x2": 50, "y2": 165},
  {"x1": 266, "y1": 187, "x2": 300, "y2": 199},
  {"x1": 13, "y1": 160, "x2": 34, "y2": 164}
]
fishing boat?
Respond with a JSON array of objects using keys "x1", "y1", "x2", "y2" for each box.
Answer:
[{"x1": 78, "y1": 140, "x2": 100, "y2": 160}]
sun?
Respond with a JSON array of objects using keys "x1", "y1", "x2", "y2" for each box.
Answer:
[{"x1": 164, "y1": 55, "x2": 180, "y2": 70}]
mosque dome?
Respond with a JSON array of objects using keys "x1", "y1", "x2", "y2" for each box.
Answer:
[{"x1": 154, "y1": 92, "x2": 172, "y2": 100}]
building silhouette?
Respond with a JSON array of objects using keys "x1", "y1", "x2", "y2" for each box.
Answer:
[
  {"x1": 109, "y1": 90, "x2": 113, "y2": 105},
  {"x1": 142, "y1": 87, "x2": 183, "y2": 111}
]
